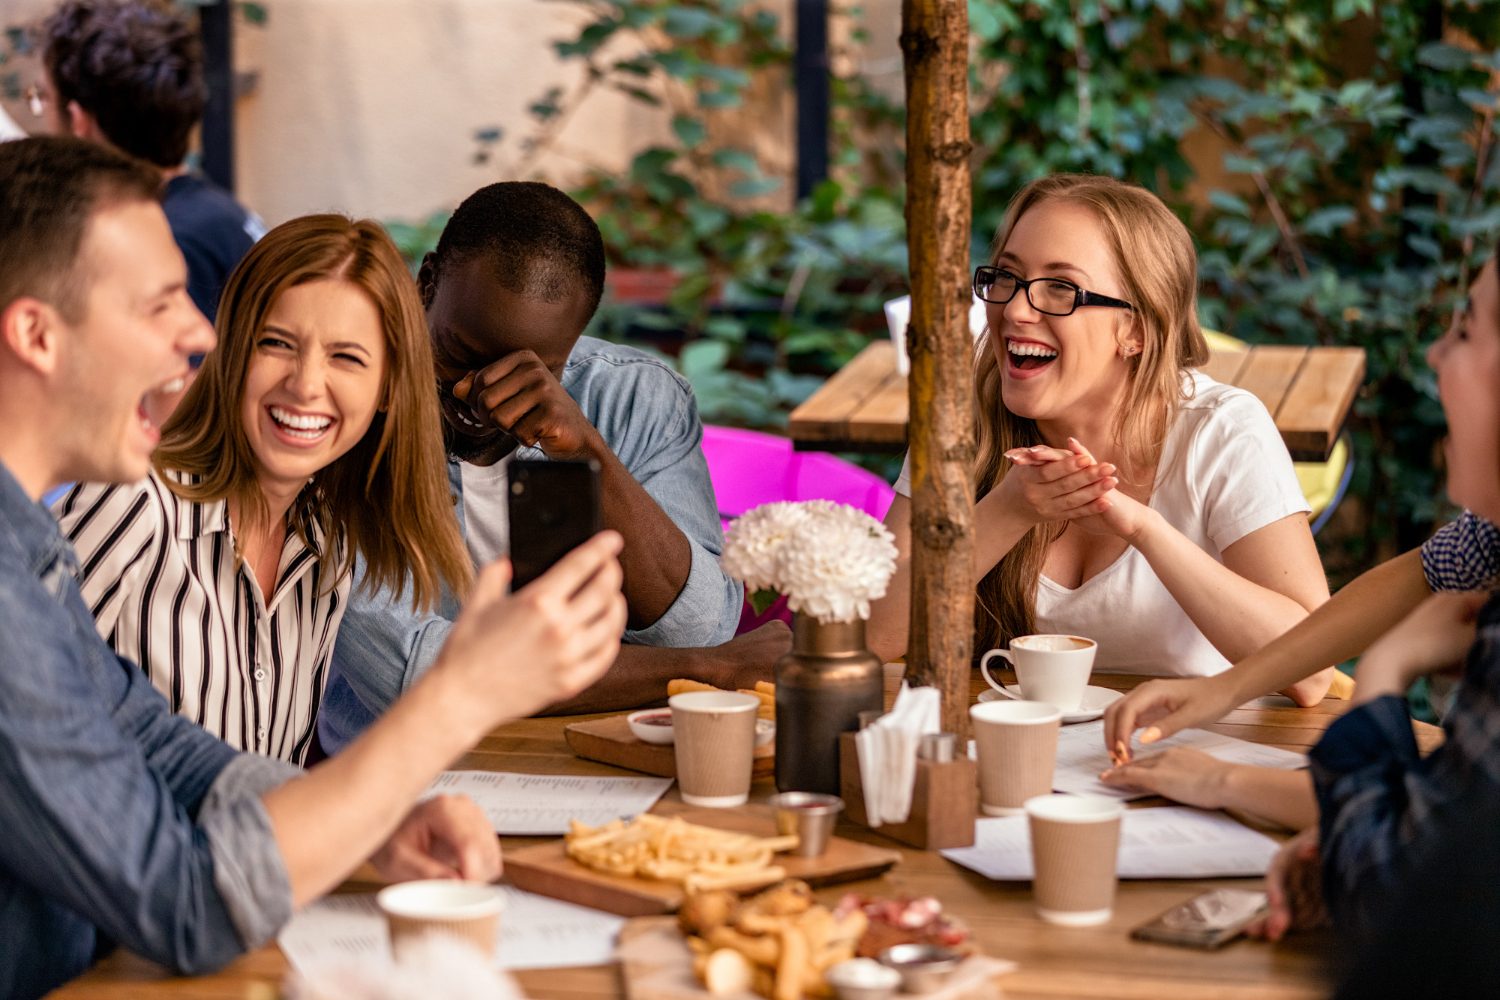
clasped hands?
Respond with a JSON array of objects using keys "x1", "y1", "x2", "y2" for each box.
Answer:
[{"x1": 998, "y1": 436, "x2": 1151, "y2": 541}]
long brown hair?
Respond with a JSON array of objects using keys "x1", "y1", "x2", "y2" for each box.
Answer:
[
  {"x1": 156, "y1": 214, "x2": 472, "y2": 610},
  {"x1": 973, "y1": 175, "x2": 1208, "y2": 651}
]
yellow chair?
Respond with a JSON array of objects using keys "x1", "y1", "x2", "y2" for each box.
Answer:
[{"x1": 1202, "y1": 329, "x2": 1351, "y2": 534}]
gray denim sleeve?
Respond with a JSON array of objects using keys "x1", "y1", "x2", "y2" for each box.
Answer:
[{"x1": 198, "y1": 753, "x2": 302, "y2": 948}]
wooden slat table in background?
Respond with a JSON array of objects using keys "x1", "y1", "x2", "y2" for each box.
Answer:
[
  {"x1": 789, "y1": 341, "x2": 1366, "y2": 462},
  {"x1": 57, "y1": 670, "x2": 1441, "y2": 1000}
]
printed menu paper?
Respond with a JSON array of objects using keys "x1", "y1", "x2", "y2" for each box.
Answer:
[
  {"x1": 941, "y1": 806, "x2": 1281, "y2": 880},
  {"x1": 424, "y1": 771, "x2": 672, "y2": 834},
  {"x1": 277, "y1": 888, "x2": 626, "y2": 972},
  {"x1": 1051, "y1": 721, "x2": 1306, "y2": 800}
]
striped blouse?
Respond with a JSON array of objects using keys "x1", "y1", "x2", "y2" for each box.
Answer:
[{"x1": 53, "y1": 470, "x2": 349, "y2": 764}]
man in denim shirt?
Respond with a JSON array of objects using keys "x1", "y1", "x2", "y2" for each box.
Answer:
[
  {"x1": 320, "y1": 183, "x2": 787, "y2": 752},
  {"x1": 0, "y1": 139, "x2": 625, "y2": 998}
]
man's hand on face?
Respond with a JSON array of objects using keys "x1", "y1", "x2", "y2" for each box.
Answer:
[{"x1": 453, "y1": 350, "x2": 600, "y2": 460}]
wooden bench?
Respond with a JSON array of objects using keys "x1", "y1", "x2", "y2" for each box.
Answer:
[{"x1": 788, "y1": 340, "x2": 1366, "y2": 462}]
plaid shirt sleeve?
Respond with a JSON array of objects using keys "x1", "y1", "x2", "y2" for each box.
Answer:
[
  {"x1": 1310, "y1": 599, "x2": 1500, "y2": 938},
  {"x1": 1421, "y1": 511, "x2": 1500, "y2": 591}
]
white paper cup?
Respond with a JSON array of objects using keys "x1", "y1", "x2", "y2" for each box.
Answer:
[
  {"x1": 980, "y1": 634, "x2": 1097, "y2": 712},
  {"x1": 1024, "y1": 794, "x2": 1124, "y2": 927},
  {"x1": 376, "y1": 880, "x2": 505, "y2": 960},
  {"x1": 670, "y1": 690, "x2": 760, "y2": 807}
]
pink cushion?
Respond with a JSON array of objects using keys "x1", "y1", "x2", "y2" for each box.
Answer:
[{"x1": 701, "y1": 426, "x2": 895, "y2": 631}]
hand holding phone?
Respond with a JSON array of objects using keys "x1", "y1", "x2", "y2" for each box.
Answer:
[
  {"x1": 506, "y1": 459, "x2": 603, "y2": 590},
  {"x1": 1130, "y1": 888, "x2": 1268, "y2": 949}
]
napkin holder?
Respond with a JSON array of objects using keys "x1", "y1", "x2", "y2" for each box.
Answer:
[{"x1": 838, "y1": 732, "x2": 977, "y2": 850}]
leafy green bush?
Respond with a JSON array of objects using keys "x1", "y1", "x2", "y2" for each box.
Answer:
[{"x1": 392, "y1": 0, "x2": 1500, "y2": 569}]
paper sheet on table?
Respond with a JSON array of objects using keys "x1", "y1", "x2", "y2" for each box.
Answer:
[
  {"x1": 424, "y1": 771, "x2": 672, "y2": 834},
  {"x1": 940, "y1": 806, "x2": 1280, "y2": 880},
  {"x1": 1052, "y1": 720, "x2": 1306, "y2": 800},
  {"x1": 276, "y1": 887, "x2": 626, "y2": 972}
]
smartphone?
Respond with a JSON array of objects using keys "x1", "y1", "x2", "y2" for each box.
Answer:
[
  {"x1": 1130, "y1": 888, "x2": 1268, "y2": 949},
  {"x1": 506, "y1": 459, "x2": 602, "y2": 590}
]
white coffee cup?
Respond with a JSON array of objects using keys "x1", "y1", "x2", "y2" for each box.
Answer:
[
  {"x1": 980, "y1": 634, "x2": 1097, "y2": 712},
  {"x1": 377, "y1": 880, "x2": 506, "y2": 960}
]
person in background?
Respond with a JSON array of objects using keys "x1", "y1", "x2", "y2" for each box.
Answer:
[
  {"x1": 319, "y1": 182, "x2": 787, "y2": 753},
  {"x1": 55, "y1": 214, "x2": 473, "y2": 764},
  {"x1": 0, "y1": 136, "x2": 624, "y2": 999},
  {"x1": 39, "y1": 0, "x2": 264, "y2": 327},
  {"x1": 867, "y1": 174, "x2": 1331, "y2": 704}
]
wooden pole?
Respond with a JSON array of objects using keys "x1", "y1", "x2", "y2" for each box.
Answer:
[{"x1": 900, "y1": 0, "x2": 974, "y2": 738}]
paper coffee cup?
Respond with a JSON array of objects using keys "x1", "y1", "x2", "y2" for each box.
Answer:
[
  {"x1": 670, "y1": 690, "x2": 760, "y2": 807},
  {"x1": 969, "y1": 700, "x2": 1061, "y2": 816},
  {"x1": 980, "y1": 634, "x2": 1097, "y2": 712},
  {"x1": 376, "y1": 880, "x2": 505, "y2": 960},
  {"x1": 1024, "y1": 794, "x2": 1123, "y2": 927}
]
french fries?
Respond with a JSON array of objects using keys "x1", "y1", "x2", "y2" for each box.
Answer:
[
  {"x1": 669, "y1": 678, "x2": 776, "y2": 721},
  {"x1": 680, "y1": 880, "x2": 868, "y2": 999},
  {"x1": 564, "y1": 814, "x2": 797, "y2": 891}
]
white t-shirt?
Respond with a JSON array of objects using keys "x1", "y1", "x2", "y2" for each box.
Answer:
[
  {"x1": 460, "y1": 455, "x2": 513, "y2": 568},
  {"x1": 895, "y1": 372, "x2": 1311, "y2": 677}
]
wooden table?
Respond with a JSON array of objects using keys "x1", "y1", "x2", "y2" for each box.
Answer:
[
  {"x1": 57, "y1": 671, "x2": 1440, "y2": 1000},
  {"x1": 788, "y1": 341, "x2": 1366, "y2": 462}
]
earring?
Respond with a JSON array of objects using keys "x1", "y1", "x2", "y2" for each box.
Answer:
[{"x1": 1120, "y1": 345, "x2": 1138, "y2": 358}]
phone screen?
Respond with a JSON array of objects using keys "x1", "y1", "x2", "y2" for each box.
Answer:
[
  {"x1": 1130, "y1": 889, "x2": 1268, "y2": 949},
  {"x1": 506, "y1": 459, "x2": 602, "y2": 589}
]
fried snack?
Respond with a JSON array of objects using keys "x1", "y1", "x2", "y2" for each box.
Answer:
[
  {"x1": 682, "y1": 880, "x2": 869, "y2": 1000},
  {"x1": 564, "y1": 814, "x2": 796, "y2": 890},
  {"x1": 668, "y1": 678, "x2": 777, "y2": 721}
]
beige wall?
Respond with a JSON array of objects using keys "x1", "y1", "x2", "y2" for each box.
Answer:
[
  {"x1": 0, "y1": 0, "x2": 899, "y2": 227},
  {"x1": 0, "y1": 0, "x2": 900, "y2": 227},
  {"x1": 235, "y1": 0, "x2": 682, "y2": 226}
]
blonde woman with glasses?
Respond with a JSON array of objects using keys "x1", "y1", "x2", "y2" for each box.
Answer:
[{"x1": 868, "y1": 174, "x2": 1333, "y2": 705}]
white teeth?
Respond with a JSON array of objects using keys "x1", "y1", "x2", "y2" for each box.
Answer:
[
  {"x1": 269, "y1": 406, "x2": 333, "y2": 434},
  {"x1": 157, "y1": 377, "x2": 186, "y2": 394},
  {"x1": 1008, "y1": 341, "x2": 1059, "y2": 358}
]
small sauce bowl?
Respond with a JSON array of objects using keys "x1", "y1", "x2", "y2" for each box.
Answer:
[
  {"x1": 877, "y1": 943, "x2": 964, "y2": 994},
  {"x1": 826, "y1": 957, "x2": 902, "y2": 1000},
  {"x1": 626, "y1": 709, "x2": 675, "y2": 745}
]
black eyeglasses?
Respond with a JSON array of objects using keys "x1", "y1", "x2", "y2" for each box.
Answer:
[{"x1": 973, "y1": 265, "x2": 1131, "y2": 317}]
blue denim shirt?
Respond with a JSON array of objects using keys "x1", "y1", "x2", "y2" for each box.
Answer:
[
  {"x1": 0, "y1": 461, "x2": 296, "y2": 999},
  {"x1": 319, "y1": 336, "x2": 741, "y2": 753}
]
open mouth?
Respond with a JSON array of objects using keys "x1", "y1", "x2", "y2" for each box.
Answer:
[
  {"x1": 1006, "y1": 338, "x2": 1059, "y2": 373},
  {"x1": 268, "y1": 405, "x2": 334, "y2": 441},
  {"x1": 137, "y1": 372, "x2": 191, "y2": 436}
]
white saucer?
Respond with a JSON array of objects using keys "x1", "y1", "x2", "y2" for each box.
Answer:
[{"x1": 976, "y1": 684, "x2": 1122, "y2": 724}]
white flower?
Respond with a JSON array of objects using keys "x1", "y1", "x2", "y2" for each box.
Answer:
[{"x1": 722, "y1": 500, "x2": 897, "y2": 623}]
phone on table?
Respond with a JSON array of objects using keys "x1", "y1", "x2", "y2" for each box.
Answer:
[
  {"x1": 1130, "y1": 888, "x2": 1268, "y2": 949},
  {"x1": 506, "y1": 459, "x2": 602, "y2": 590}
]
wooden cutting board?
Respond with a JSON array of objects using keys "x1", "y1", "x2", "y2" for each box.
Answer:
[
  {"x1": 564, "y1": 714, "x2": 774, "y2": 779},
  {"x1": 505, "y1": 804, "x2": 902, "y2": 917}
]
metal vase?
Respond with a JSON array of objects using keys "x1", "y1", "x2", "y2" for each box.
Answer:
[{"x1": 774, "y1": 615, "x2": 883, "y2": 794}]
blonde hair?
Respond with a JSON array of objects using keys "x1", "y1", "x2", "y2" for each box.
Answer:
[
  {"x1": 156, "y1": 214, "x2": 473, "y2": 611},
  {"x1": 972, "y1": 174, "x2": 1207, "y2": 651}
]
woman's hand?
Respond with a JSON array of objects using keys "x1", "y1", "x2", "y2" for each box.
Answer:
[
  {"x1": 995, "y1": 441, "x2": 1117, "y2": 527},
  {"x1": 1098, "y1": 747, "x2": 1232, "y2": 809},
  {"x1": 1354, "y1": 591, "x2": 1488, "y2": 704},
  {"x1": 1044, "y1": 437, "x2": 1157, "y2": 542}
]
